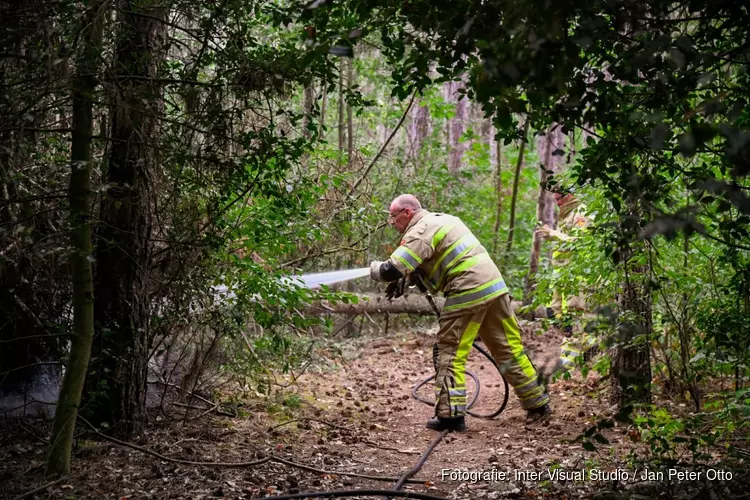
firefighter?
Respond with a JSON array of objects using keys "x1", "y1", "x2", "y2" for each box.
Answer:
[
  {"x1": 536, "y1": 190, "x2": 596, "y2": 372},
  {"x1": 370, "y1": 194, "x2": 551, "y2": 432}
]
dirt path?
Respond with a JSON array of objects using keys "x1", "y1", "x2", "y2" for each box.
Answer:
[
  {"x1": 1, "y1": 323, "x2": 666, "y2": 499},
  {"x1": 273, "y1": 324, "x2": 621, "y2": 499}
]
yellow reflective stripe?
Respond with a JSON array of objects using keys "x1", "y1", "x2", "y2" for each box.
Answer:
[
  {"x1": 452, "y1": 321, "x2": 480, "y2": 387},
  {"x1": 445, "y1": 252, "x2": 490, "y2": 278},
  {"x1": 519, "y1": 386, "x2": 545, "y2": 400},
  {"x1": 447, "y1": 276, "x2": 505, "y2": 298},
  {"x1": 394, "y1": 255, "x2": 415, "y2": 271},
  {"x1": 429, "y1": 234, "x2": 470, "y2": 281},
  {"x1": 391, "y1": 245, "x2": 422, "y2": 271},
  {"x1": 431, "y1": 223, "x2": 456, "y2": 250},
  {"x1": 429, "y1": 234, "x2": 480, "y2": 288},
  {"x1": 501, "y1": 317, "x2": 538, "y2": 379},
  {"x1": 515, "y1": 376, "x2": 538, "y2": 392}
]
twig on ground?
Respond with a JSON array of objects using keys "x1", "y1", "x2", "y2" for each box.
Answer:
[
  {"x1": 172, "y1": 401, "x2": 235, "y2": 418},
  {"x1": 17, "y1": 420, "x2": 48, "y2": 445},
  {"x1": 168, "y1": 437, "x2": 198, "y2": 449},
  {"x1": 10, "y1": 477, "x2": 66, "y2": 500},
  {"x1": 360, "y1": 439, "x2": 420, "y2": 455},
  {"x1": 77, "y1": 416, "x2": 423, "y2": 483},
  {"x1": 148, "y1": 380, "x2": 215, "y2": 407},
  {"x1": 78, "y1": 415, "x2": 270, "y2": 468}
]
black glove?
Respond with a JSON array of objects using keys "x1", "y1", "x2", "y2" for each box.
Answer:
[
  {"x1": 408, "y1": 269, "x2": 428, "y2": 292},
  {"x1": 385, "y1": 276, "x2": 407, "y2": 300}
]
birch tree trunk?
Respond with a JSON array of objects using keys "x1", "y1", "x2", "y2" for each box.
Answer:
[
  {"x1": 302, "y1": 84, "x2": 315, "y2": 140},
  {"x1": 491, "y1": 119, "x2": 503, "y2": 256},
  {"x1": 46, "y1": 0, "x2": 107, "y2": 477}
]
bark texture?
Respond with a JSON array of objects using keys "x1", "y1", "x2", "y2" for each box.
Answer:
[
  {"x1": 87, "y1": 0, "x2": 167, "y2": 438},
  {"x1": 306, "y1": 294, "x2": 545, "y2": 318},
  {"x1": 611, "y1": 262, "x2": 653, "y2": 407},
  {"x1": 46, "y1": 0, "x2": 106, "y2": 477},
  {"x1": 504, "y1": 119, "x2": 530, "y2": 259},
  {"x1": 444, "y1": 79, "x2": 469, "y2": 173}
]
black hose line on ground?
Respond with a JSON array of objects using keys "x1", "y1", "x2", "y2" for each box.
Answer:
[
  {"x1": 411, "y1": 341, "x2": 510, "y2": 419},
  {"x1": 391, "y1": 429, "x2": 449, "y2": 494}
]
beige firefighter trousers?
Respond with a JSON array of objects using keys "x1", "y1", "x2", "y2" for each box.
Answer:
[{"x1": 435, "y1": 293, "x2": 550, "y2": 418}]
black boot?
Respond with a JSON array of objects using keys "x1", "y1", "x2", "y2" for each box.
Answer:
[
  {"x1": 525, "y1": 404, "x2": 552, "y2": 425},
  {"x1": 425, "y1": 416, "x2": 466, "y2": 432}
]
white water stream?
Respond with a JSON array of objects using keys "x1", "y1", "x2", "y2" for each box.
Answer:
[{"x1": 287, "y1": 267, "x2": 371, "y2": 289}]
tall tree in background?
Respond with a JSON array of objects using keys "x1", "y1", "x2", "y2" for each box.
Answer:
[
  {"x1": 503, "y1": 118, "x2": 530, "y2": 260},
  {"x1": 407, "y1": 100, "x2": 431, "y2": 161},
  {"x1": 612, "y1": 198, "x2": 653, "y2": 407},
  {"x1": 444, "y1": 79, "x2": 469, "y2": 173},
  {"x1": 491, "y1": 119, "x2": 503, "y2": 256},
  {"x1": 87, "y1": 0, "x2": 168, "y2": 437},
  {"x1": 46, "y1": 0, "x2": 107, "y2": 476},
  {"x1": 524, "y1": 125, "x2": 565, "y2": 300}
]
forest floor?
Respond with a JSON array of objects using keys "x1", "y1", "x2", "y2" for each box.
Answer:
[{"x1": 1, "y1": 320, "x2": 746, "y2": 500}]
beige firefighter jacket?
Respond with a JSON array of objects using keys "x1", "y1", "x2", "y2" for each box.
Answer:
[
  {"x1": 552, "y1": 198, "x2": 589, "y2": 267},
  {"x1": 387, "y1": 210, "x2": 508, "y2": 316}
]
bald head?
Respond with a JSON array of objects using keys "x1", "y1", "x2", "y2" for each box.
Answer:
[
  {"x1": 388, "y1": 194, "x2": 422, "y2": 234},
  {"x1": 390, "y1": 194, "x2": 422, "y2": 212}
]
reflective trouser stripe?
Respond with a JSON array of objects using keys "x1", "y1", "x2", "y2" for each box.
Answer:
[
  {"x1": 434, "y1": 321, "x2": 480, "y2": 418},
  {"x1": 558, "y1": 335, "x2": 597, "y2": 372},
  {"x1": 390, "y1": 245, "x2": 422, "y2": 271},
  {"x1": 435, "y1": 295, "x2": 550, "y2": 417},
  {"x1": 559, "y1": 339, "x2": 580, "y2": 370},
  {"x1": 477, "y1": 294, "x2": 550, "y2": 410}
]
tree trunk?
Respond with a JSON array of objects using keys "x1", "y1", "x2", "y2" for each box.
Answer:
[
  {"x1": 525, "y1": 125, "x2": 564, "y2": 300},
  {"x1": 491, "y1": 122, "x2": 503, "y2": 256},
  {"x1": 346, "y1": 58, "x2": 353, "y2": 160},
  {"x1": 444, "y1": 79, "x2": 469, "y2": 173},
  {"x1": 46, "y1": 0, "x2": 107, "y2": 477},
  {"x1": 345, "y1": 59, "x2": 356, "y2": 335},
  {"x1": 611, "y1": 199, "x2": 653, "y2": 409},
  {"x1": 87, "y1": 0, "x2": 167, "y2": 438},
  {"x1": 302, "y1": 84, "x2": 315, "y2": 140},
  {"x1": 503, "y1": 118, "x2": 530, "y2": 260},
  {"x1": 338, "y1": 59, "x2": 345, "y2": 154},
  {"x1": 318, "y1": 82, "x2": 327, "y2": 139},
  {"x1": 306, "y1": 294, "x2": 544, "y2": 317},
  {"x1": 407, "y1": 100, "x2": 431, "y2": 160},
  {"x1": 611, "y1": 263, "x2": 653, "y2": 408}
]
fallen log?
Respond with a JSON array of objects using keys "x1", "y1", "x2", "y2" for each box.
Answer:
[{"x1": 305, "y1": 294, "x2": 547, "y2": 318}]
